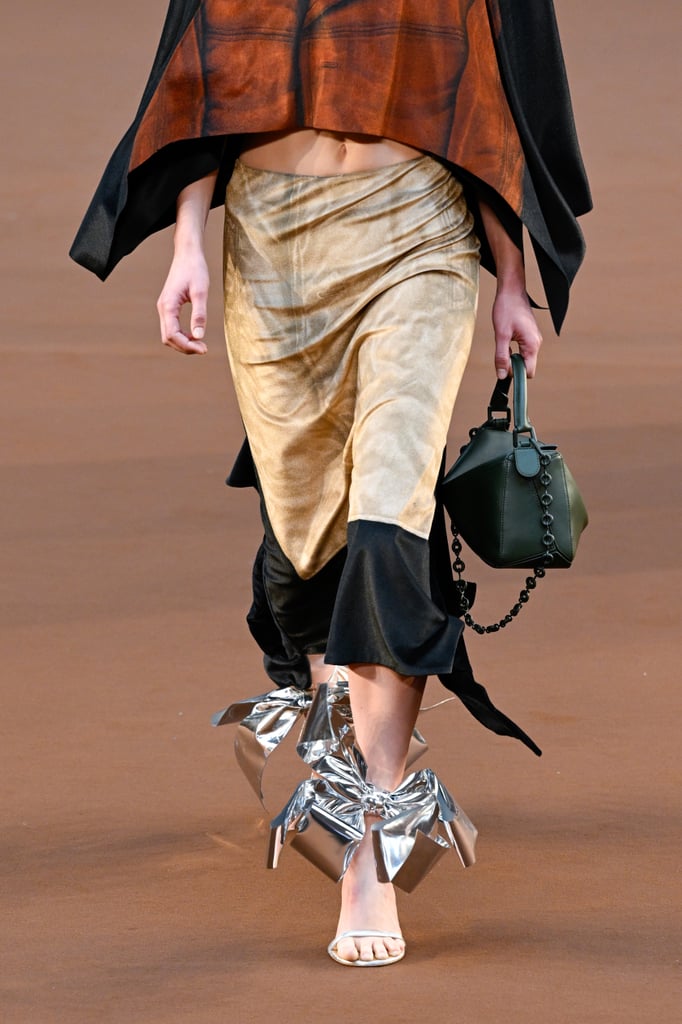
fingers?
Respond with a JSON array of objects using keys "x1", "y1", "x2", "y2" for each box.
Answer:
[
  {"x1": 163, "y1": 329, "x2": 208, "y2": 355},
  {"x1": 519, "y1": 340, "x2": 540, "y2": 379},
  {"x1": 495, "y1": 334, "x2": 513, "y2": 380},
  {"x1": 158, "y1": 314, "x2": 207, "y2": 355},
  {"x1": 496, "y1": 335, "x2": 542, "y2": 380},
  {"x1": 156, "y1": 278, "x2": 209, "y2": 355},
  {"x1": 492, "y1": 293, "x2": 543, "y2": 379},
  {"x1": 515, "y1": 320, "x2": 543, "y2": 378},
  {"x1": 189, "y1": 286, "x2": 208, "y2": 343}
]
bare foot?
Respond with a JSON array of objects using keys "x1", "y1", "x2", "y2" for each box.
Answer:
[{"x1": 333, "y1": 817, "x2": 405, "y2": 963}]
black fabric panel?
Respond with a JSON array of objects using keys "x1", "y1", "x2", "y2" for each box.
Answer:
[
  {"x1": 70, "y1": 0, "x2": 203, "y2": 277},
  {"x1": 491, "y1": 0, "x2": 592, "y2": 218},
  {"x1": 69, "y1": 0, "x2": 237, "y2": 279},
  {"x1": 228, "y1": 442, "x2": 542, "y2": 755},
  {"x1": 226, "y1": 436, "x2": 258, "y2": 488},
  {"x1": 70, "y1": 137, "x2": 233, "y2": 280},
  {"x1": 325, "y1": 520, "x2": 464, "y2": 678},
  {"x1": 487, "y1": 0, "x2": 592, "y2": 332},
  {"x1": 430, "y1": 495, "x2": 542, "y2": 756},
  {"x1": 258, "y1": 488, "x2": 346, "y2": 657},
  {"x1": 246, "y1": 542, "x2": 312, "y2": 691},
  {"x1": 438, "y1": 635, "x2": 542, "y2": 757}
]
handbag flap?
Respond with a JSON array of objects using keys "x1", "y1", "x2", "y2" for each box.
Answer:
[{"x1": 513, "y1": 444, "x2": 541, "y2": 478}]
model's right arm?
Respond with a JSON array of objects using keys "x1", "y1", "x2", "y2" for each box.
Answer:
[{"x1": 156, "y1": 171, "x2": 218, "y2": 355}]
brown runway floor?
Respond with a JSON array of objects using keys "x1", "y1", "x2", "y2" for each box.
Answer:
[{"x1": 2, "y1": 2, "x2": 680, "y2": 1021}]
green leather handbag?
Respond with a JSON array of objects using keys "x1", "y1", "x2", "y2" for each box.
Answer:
[{"x1": 439, "y1": 355, "x2": 588, "y2": 632}]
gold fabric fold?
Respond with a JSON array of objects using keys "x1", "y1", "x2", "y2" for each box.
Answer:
[{"x1": 224, "y1": 156, "x2": 479, "y2": 578}]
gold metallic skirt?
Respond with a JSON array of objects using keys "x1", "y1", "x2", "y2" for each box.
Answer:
[{"x1": 223, "y1": 156, "x2": 479, "y2": 581}]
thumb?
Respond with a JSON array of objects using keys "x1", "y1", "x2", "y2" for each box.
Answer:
[
  {"x1": 495, "y1": 340, "x2": 512, "y2": 380},
  {"x1": 189, "y1": 282, "x2": 208, "y2": 340},
  {"x1": 190, "y1": 310, "x2": 206, "y2": 340}
]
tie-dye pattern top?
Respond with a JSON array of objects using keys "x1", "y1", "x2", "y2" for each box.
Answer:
[{"x1": 71, "y1": 0, "x2": 591, "y2": 331}]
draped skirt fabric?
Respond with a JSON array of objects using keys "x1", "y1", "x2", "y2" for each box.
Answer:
[{"x1": 224, "y1": 155, "x2": 480, "y2": 680}]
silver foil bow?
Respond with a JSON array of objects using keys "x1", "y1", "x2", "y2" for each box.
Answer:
[
  {"x1": 267, "y1": 744, "x2": 477, "y2": 892},
  {"x1": 212, "y1": 675, "x2": 428, "y2": 803},
  {"x1": 296, "y1": 681, "x2": 428, "y2": 768},
  {"x1": 212, "y1": 686, "x2": 312, "y2": 801},
  {"x1": 295, "y1": 679, "x2": 354, "y2": 764}
]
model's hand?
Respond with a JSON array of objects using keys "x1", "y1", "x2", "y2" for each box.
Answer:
[
  {"x1": 492, "y1": 288, "x2": 543, "y2": 379},
  {"x1": 156, "y1": 245, "x2": 210, "y2": 355},
  {"x1": 476, "y1": 199, "x2": 543, "y2": 380}
]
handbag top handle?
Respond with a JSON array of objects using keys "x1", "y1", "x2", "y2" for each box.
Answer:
[{"x1": 486, "y1": 353, "x2": 533, "y2": 437}]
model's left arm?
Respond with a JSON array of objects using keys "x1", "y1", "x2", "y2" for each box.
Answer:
[{"x1": 479, "y1": 200, "x2": 543, "y2": 379}]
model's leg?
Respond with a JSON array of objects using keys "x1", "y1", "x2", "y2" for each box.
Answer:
[
  {"x1": 333, "y1": 664, "x2": 425, "y2": 963},
  {"x1": 326, "y1": 241, "x2": 477, "y2": 961},
  {"x1": 308, "y1": 653, "x2": 334, "y2": 687}
]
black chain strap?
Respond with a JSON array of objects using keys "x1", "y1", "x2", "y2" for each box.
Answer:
[{"x1": 451, "y1": 452, "x2": 556, "y2": 634}]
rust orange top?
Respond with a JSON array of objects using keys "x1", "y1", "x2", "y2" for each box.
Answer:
[
  {"x1": 72, "y1": 0, "x2": 591, "y2": 332},
  {"x1": 132, "y1": 0, "x2": 524, "y2": 215}
]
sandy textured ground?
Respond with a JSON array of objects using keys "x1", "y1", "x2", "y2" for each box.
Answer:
[{"x1": 1, "y1": 2, "x2": 680, "y2": 1021}]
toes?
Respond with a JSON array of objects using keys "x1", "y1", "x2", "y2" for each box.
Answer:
[
  {"x1": 370, "y1": 939, "x2": 390, "y2": 961},
  {"x1": 359, "y1": 938, "x2": 384, "y2": 962},
  {"x1": 358, "y1": 937, "x2": 404, "y2": 962},
  {"x1": 336, "y1": 937, "x2": 360, "y2": 963},
  {"x1": 378, "y1": 937, "x2": 404, "y2": 960},
  {"x1": 336, "y1": 936, "x2": 402, "y2": 962}
]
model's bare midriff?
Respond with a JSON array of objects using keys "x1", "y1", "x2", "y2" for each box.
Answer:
[{"x1": 238, "y1": 129, "x2": 423, "y2": 175}]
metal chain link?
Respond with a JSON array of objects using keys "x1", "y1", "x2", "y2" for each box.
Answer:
[{"x1": 451, "y1": 452, "x2": 555, "y2": 634}]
